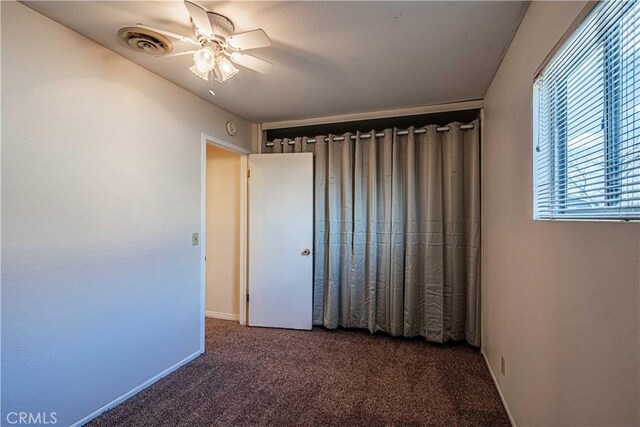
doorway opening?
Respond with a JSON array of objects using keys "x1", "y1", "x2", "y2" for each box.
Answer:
[{"x1": 200, "y1": 134, "x2": 248, "y2": 350}]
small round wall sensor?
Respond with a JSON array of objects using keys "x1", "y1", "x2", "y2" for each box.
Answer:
[{"x1": 226, "y1": 121, "x2": 237, "y2": 136}]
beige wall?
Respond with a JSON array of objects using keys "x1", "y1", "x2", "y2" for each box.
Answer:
[
  {"x1": 483, "y1": 2, "x2": 640, "y2": 426},
  {"x1": 1, "y1": 3, "x2": 252, "y2": 425},
  {"x1": 206, "y1": 145, "x2": 241, "y2": 318}
]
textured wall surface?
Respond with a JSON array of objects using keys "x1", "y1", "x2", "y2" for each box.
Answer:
[
  {"x1": 483, "y1": 2, "x2": 640, "y2": 425},
  {"x1": 1, "y1": 3, "x2": 251, "y2": 425}
]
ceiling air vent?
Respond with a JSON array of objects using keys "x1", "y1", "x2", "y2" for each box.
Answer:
[{"x1": 117, "y1": 27, "x2": 173, "y2": 55}]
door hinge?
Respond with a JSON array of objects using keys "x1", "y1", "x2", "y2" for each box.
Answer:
[
  {"x1": 246, "y1": 294, "x2": 249, "y2": 303},
  {"x1": 247, "y1": 169, "x2": 251, "y2": 178}
]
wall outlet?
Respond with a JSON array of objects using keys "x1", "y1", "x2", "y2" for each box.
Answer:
[
  {"x1": 501, "y1": 356, "x2": 506, "y2": 376},
  {"x1": 192, "y1": 233, "x2": 199, "y2": 246}
]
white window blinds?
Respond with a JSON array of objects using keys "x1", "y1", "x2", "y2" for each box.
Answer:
[{"x1": 534, "y1": 0, "x2": 640, "y2": 220}]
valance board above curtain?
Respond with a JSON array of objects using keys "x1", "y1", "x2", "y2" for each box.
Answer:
[{"x1": 263, "y1": 120, "x2": 481, "y2": 346}]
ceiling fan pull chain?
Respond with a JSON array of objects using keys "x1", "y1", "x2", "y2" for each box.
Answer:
[{"x1": 209, "y1": 72, "x2": 215, "y2": 96}]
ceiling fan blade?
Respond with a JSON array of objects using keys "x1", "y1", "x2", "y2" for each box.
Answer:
[
  {"x1": 230, "y1": 52, "x2": 274, "y2": 74},
  {"x1": 136, "y1": 24, "x2": 200, "y2": 46},
  {"x1": 155, "y1": 50, "x2": 198, "y2": 59},
  {"x1": 184, "y1": 0, "x2": 214, "y2": 38},
  {"x1": 227, "y1": 29, "x2": 271, "y2": 50}
]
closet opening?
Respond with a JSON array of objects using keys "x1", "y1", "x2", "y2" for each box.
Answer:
[{"x1": 256, "y1": 108, "x2": 482, "y2": 345}]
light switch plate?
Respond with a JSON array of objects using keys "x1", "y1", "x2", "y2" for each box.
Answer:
[{"x1": 192, "y1": 233, "x2": 199, "y2": 246}]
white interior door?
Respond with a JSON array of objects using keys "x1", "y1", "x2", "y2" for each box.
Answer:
[{"x1": 248, "y1": 153, "x2": 313, "y2": 329}]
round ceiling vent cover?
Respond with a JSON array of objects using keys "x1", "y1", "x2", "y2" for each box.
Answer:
[{"x1": 117, "y1": 27, "x2": 174, "y2": 55}]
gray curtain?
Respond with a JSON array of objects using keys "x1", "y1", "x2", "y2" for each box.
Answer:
[
  {"x1": 265, "y1": 120, "x2": 480, "y2": 346},
  {"x1": 263, "y1": 137, "x2": 314, "y2": 154}
]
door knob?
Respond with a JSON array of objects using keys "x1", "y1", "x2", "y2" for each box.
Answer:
[{"x1": 301, "y1": 249, "x2": 311, "y2": 256}]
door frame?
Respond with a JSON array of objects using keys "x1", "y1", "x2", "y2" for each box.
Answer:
[{"x1": 200, "y1": 133, "x2": 250, "y2": 351}]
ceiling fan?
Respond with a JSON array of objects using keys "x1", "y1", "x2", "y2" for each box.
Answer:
[{"x1": 136, "y1": 0, "x2": 273, "y2": 92}]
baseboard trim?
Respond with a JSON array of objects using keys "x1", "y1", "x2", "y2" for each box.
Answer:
[
  {"x1": 205, "y1": 311, "x2": 239, "y2": 321},
  {"x1": 70, "y1": 350, "x2": 202, "y2": 427},
  {"x1": 482, "y1": 350, "x2": 516, "y2": 427}
]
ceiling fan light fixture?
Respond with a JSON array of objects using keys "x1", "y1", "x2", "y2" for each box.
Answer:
[
  {"x1": 192, "y1": 47, "x2": 216, "y2": 72},
  {"x1": 213, "y1": 56, "x2": 239, "y2": 83},
  {"x1": 146, "y1": 3, "x2": 274, "y2": 87},
  {"x1": 189, "y1": 64, "x2": 210, "y2": 80}
]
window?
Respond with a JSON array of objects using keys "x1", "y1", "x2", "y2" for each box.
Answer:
[{"x1": 534, "y1": 1, "x2": 640, "y2": 220}]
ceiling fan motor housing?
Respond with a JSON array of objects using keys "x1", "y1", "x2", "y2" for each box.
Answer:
[{"x1": 206, "y1": 13, "x2": 235, "y2": 40}]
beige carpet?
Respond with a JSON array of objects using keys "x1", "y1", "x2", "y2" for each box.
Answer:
[{"x1": 90, "y1": 318, "x2": 509, "y2": 426}]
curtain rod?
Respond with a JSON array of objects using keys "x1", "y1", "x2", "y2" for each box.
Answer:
[{"x1": 266, "y1": 124, "x2": 475, "y2": 146}]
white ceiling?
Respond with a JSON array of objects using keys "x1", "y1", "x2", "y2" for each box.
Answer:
[{"x1": 24, "y1": 1, "x2": 528, "y2": 123}]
